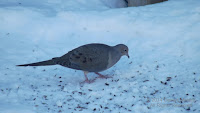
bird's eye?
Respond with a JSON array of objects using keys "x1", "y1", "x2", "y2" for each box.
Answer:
[{"x1": 124, "y1": 49, "x2": 127, "y2": 51}]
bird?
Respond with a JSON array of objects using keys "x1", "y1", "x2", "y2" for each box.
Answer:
[{"x1": 17, "y1": 43, "x2": 129, "y2": 83}]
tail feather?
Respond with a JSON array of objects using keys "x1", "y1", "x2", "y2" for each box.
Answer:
[{"x1": 17, "y1": 58, "x2": 59, "y2": 66}]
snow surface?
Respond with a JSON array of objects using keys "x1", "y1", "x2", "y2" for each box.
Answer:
[{"x1": 0, "y1": 0, "x2": 200, "y2": 113}]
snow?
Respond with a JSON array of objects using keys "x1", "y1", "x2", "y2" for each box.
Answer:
[
  {"x1": 0, "y1": 0, "x2": 200, "y2": 113},
  {"x1": 0, "y1": 102, "x2": 35, "y2": 113}
]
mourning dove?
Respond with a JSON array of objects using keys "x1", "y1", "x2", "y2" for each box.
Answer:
[{"x1": 17, "y1": 43, "x2": 129, "y2": 83}]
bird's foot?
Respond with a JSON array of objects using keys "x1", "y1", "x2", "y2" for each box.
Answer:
[
  {"x1": 98, "y1": 75, "x2": 112, "y2": 79},
  {"x1": 80, "y1": 79, "x2": 95, "y2": 84},
  {"x1": 84, "y1": 79, "x2": 90, "y2": 83},
  {"x1": 95, "y1": 72, "x2": 112, "y2": 79}
]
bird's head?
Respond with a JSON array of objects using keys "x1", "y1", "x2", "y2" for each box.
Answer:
[{"x1": 114, "y1": 44, "x2": 129, "y2": 58}]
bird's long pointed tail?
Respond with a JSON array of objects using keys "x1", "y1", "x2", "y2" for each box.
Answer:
[{"x1": 17, "y1": 58, "x2": 59, "y2": 66}]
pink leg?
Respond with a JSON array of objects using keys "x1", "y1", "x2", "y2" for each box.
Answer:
[
  {"x1": 95, "y1": 72, "x2": 111, "y2": 79},
  {"x1": 84, "y1": 71, "x2": 90, "y2": 83},
  {"x1": 81, "y1": 72, "x2": 95, "y2": 84}
]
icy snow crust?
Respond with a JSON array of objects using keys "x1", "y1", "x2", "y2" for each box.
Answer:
[{"x1": 0, "y1": 0, "x2": 200, "y2": 113}]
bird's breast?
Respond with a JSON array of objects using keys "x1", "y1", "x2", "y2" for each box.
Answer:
[{"x1": 106, "y1": 51, "x2": 121, "y2": 69}]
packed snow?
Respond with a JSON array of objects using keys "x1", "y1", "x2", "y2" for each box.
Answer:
[{"x1": 0, "y1": 0, "x2": 200, "y2": 113}]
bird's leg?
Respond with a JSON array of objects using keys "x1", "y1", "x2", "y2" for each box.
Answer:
[
  {"x1": 84, "y1": 71, "x2": 90, "y2": 83},
  {"x1": 95, "y1": 72, "x2": 111, "y2": 79}
]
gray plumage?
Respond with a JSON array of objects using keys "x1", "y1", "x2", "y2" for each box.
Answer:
[{"x1": 17, "y1": 43, "x2": 129, "y2": 83}]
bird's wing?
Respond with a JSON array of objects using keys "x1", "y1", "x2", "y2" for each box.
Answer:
[{"x1": 59, "y1": 44, "x2": 110, "y2": 72}]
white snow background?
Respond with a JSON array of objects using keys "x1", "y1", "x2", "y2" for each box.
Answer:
[{"x1": 0, "y1": 0, "x2": 200, "y2": 113}]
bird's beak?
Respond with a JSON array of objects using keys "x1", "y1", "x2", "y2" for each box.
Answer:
[{"x1": 126, "y1": 54, "x2": 130, "y2": 58}]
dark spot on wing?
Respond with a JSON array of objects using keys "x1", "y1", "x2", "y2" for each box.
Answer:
[
  {"x1": 89, "y1": 58, "x2": 92, "y2": 62},
  {"x1": 79, "y1": 53, "x2": 83, "y2": 55},
  {"x1": 83, "y1": 57, "x2": 87, "y2": 63},
  {"x1": 76, "y1": 56, "x2": 80, "y2": 59}
]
